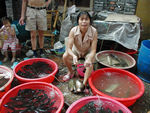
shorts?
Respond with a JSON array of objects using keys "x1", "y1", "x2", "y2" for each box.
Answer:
[
  {"x1": 72, "y1": 46, "x2": 95, "y2": 63},
  {"x1": 64, "y1": 37, "x2": 95, "y2": 62},
  {"x1": 2, "y1": 42, "x2": 16, "y2": 52},
  {"x1": 25, "y1": 7, "x2": 47, "y2": 31}
]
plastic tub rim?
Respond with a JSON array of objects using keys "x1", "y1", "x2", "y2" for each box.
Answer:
[
  {"x1": 0, "y1": 66, "x2": 14, "y2": 91},
  {"x1": 95, "y1": 50, "x2": 136, "y2": 69},
  {"x1": 88, "y1": 68, "x2": 145, "y2": 102},
  {"x1": 13, "y1": 58, "x2": 58, "y2": 82},
  {"x1": 0, "y1": 82, "x2": 64, "y2": 113},
  {"x1": 66, "y1": 96, "x2": 132, "y2": 113}
]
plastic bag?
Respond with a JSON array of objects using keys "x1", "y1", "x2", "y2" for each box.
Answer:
[
  {"x1": 54, "y1": 41, "x2": 64, "y2": 50},
  {"x1": 59, "y1": 5, "x2": 77, "y2": 41}
]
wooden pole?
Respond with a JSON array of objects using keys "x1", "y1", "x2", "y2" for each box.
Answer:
[{"x1": 62, "y1": 0, "x2": 67, "y2": 20}]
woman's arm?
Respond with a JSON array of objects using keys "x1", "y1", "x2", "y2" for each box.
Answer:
[
  {"x1": 67, "y1": 30, "x2": 76, "y2": 57},
  {"x1": 85, "y1": 31, "x2": 98, "y2": 65},
  {"x1": 67, "y1": 29, "x2": 78, "y2": 65}
]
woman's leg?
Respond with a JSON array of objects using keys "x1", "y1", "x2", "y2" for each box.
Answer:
[{"x1": 63, "y1": 51, "x2": 74, "y2": 74}]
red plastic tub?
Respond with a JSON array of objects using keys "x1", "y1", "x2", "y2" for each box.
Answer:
[
  {"x1": 66, "y1": 96, "x2": 132, "y2": 113},
  {"x1": 13, "y1": 58, "x2": 58, "y2": 84},
  {"x1": 0, "y1": 82, "x2": 64, "y2": 113},
  {"x1": 88, "y1": 68, "x2": 145, "y2": 107},
  {"x1": 0, "y1": 66, "x2": 14, "y2": 98}
]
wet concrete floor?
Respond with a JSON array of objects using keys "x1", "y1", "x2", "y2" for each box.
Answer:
[{"x1": 0, "y1": 52, "x2": 150, "y2": 113}]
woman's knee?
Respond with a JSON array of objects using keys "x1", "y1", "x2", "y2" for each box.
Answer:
[
  {"x1": 63, "y1": 52, "x2": 72, "y2": 61},
  {"x1": 63, "y1": 52, "x2": 68, "y2": 60}
]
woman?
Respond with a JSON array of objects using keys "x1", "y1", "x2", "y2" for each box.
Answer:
[{"x1": 62, "y1": 11, "x2": 98, "y2": 93}]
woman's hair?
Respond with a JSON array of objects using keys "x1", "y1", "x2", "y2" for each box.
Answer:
[
  {"x1": 77, "y1": 11, "x2": 92, "y2": 25},
  {"x1": 1, "y1": 17, "x2": 12, "y2": 25}
]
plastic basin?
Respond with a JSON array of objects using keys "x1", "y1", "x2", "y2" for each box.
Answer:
[
  {"x1": 88, "y1": 68, "x2": 145, "y2": 107},
  {"x1": 95, "y1": 50, "x2": 136, "y2": 70},
  {"x1": 66, "y1": 96, "x2": 132, "y2": 113},
  {"x1": 0, "y1": 82, "x2": 64, "y2": 113},
  {"x1": 13, "y1": 58, "x2": 58, "y2": 84},
  {"x1": 0, "y1": 66, "x2": 14, "y2": 98},
  {"x1": 137, "y1": 40, "x2": 150, "y2": 83}
]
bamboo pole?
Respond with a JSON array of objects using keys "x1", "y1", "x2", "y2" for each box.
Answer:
[{"x1": 62, "y1": 0, "x2": 67, "y2": 20}]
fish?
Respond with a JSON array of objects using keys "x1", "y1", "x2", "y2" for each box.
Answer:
[
  {"x1": 109, "y1": 54, "x2": 128, "y2": 67},
  {"x1": 107, "y1": 55, "x2": 112, "y2": 65},
  {"x1": 118, "y1": 110, "x2": 123, "y2": 113},
  {"x1": 17, "y1": 61, "x2": 53, "y2": 79},
  {"x1": 78, "y1": 100, "x2": 124, "y2": 113},
  {"x1": 77, "y1": 101, "x2": 96, "y2": 113},
  {"x1": 74, "y1": 79, "x2": 85, "y2": 93},
  {"x1": 4, "y1": 89, "x2": 57, "y2": 113},
  {"x1": 68, "y1": 79, "x2": 75, "y2": 92}
]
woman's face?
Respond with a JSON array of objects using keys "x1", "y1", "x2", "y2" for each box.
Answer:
[{"x1": 78, "y1": 14, "x2": 90, "y2": 30}]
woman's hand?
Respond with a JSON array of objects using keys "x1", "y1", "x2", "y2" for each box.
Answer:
[{"x1": 73, "y1": 56, "x2": 78, "y2": 65}]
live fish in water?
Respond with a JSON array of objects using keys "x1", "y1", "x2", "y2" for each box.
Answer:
[
  {"x1": 109, "y1": 54, "x2": 128, "y2": 67},
  {"x1": 78, "y1": 101, "x2": 124, "y2": 113},
  {"x1": 16, "y1": 61, "x2": 53, "y2": 79},
  {"x1": 4, "y1": 89, "x2": 57, "y2": 113}
]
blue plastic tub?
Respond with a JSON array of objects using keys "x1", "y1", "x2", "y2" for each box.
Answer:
[{"x1": 137, "y1": 40, "x2": 150, "y2": 83}]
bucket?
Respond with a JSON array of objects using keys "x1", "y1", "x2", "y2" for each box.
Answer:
[
  {"x1": 13, "y1": 58, "x2": 58, "y2": 84},
  {"x1": 88, "y1": 68, "x2": 145, "y2": 107},
  {"x1": 66, "y1": 96, "x2": 132, "y2": 113},
  {"x1": 0, "y1": 82, "x2": 64, "y2": 113},
  {"x1": 0, "y1": 66, "x2": 14, "y2": 98},
  {"x1": 95, "y1": 50, "x2": 136, "y2": 70},
  {"x1": 137, "y1": 40, "x2": 150, "y2": 83}
]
